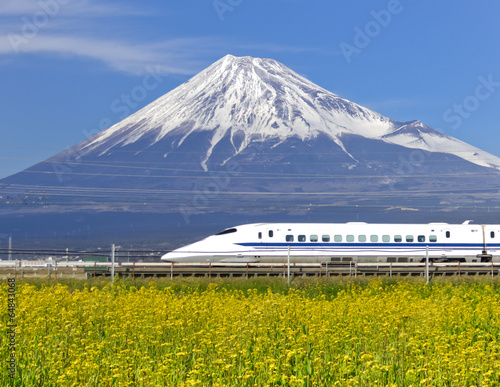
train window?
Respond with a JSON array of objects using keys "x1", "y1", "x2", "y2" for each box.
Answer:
[
  {"x1": 418, "y1": 235, "x2": 425, "y2": 242},
  {"x1": 334, "y1": 235, "x2": 342, "y2": 242},
  {"x1": 491, "y1": 232, "x2": 495, "y2": 238},
  {"x1": 258, "y1": 232, "x2": 262, "y2": 239},
  {"x1": 382, "y1": 235, "x2": 390, "y2": 242},
  {"x1": 347, "y1": 235, "x2": 354, "y2": 242},
  {"x1": 370, "y1": 235, "x2": 378, "y2": 242},
  {"x1": 298, "y1": 235, "x2": 306, "y2": 242},
  {"x1": 358, "y1": 235, "x2": 366, "y2": 242},
  {"x1": 286, "y1": 235, "x2": 294, "y2": 242},
  {"x1": 269, "y1": 230, "x2": 274, "y2": 238},
  {"x1": 446, "y1": 231, "x2": 450, "y2": 238},
  {"x1": 322, "y1": 235, "x2": 330, "y2": 242},
  {"x1": 406, "y1": 235, "x2": 414, "y2": 242},
  {"x1": 430, "y1": 235, "x2": 437, "y2": 242},
  {"x1": 310, "y1": 235, "x2": 318, "y2": 242},
  {"x1": 394, "y1": 235, "x2": 402, "y2": 242},
  {"x1": 216, "y1": 228, "x2": 237, "y2": 236}
]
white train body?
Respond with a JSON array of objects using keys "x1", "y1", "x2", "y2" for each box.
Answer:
[{"x1": 161, "y1": 222, "x2": 500, "y2": 263}]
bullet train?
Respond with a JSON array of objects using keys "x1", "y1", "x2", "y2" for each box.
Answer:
[{"x1": 161, "y1": 222, "x2": 500, "y2": 263}]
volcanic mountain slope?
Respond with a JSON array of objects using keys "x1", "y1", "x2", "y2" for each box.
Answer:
[
  {"x1": 75, "y1": 55, "x2": 500, "y2": 169},
  {"x1": 2, "y1": 55, "x2": 500, "y2": 212}
]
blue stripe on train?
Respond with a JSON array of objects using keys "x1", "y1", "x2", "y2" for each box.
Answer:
[{"x1": 236, "y1": 242, "x2": 500, "y2": 249}]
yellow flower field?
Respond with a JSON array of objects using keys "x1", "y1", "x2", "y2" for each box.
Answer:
[{"x1": 2, "y1": 278, "x2": 500, "y2": 386}]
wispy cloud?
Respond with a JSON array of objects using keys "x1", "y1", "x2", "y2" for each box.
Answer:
[
  {"x1": 0, "y1": 0, "x2": 211, "y2": 75},
  {"x1": 0, "y1": 0, "x2": 39, "y2": 15},
  {"x1": 0, "y1": 0, "x2": 318, "y2": 76},
  {"x1": 0, "y1": 0, "x2": 140, "y2": 17},
  {"x1": 0, "y1": 34, "x2": 218, "y2": 75}
]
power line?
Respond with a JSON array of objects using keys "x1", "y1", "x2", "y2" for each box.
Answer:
[
  {"x1": 10, "y1": 168, "x2": 500, "y2": 180},
  {"x1": 2, "y1": 182, "x2": 500, "y2": 195},
  {"x1": 2, "y1": 144, "x2": 500, "y2": 155},
  {"x1": 4, "y1": 153, "x2": 500, "y2": 167}
]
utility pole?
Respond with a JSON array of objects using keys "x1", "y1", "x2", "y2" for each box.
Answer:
[
  {"x1": 111, "y1": 244, "x2": 115, "y2": 283},
  {"x1": 8, "y1": 236, "x2": 12, "y2": 261},
  {"x1": 425, "y1": 245, "x2": 429, "y2": 285},
  {"x1": 287, "y1": 245, "x2": 291, "y2": 285}
]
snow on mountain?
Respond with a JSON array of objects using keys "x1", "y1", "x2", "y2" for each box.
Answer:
[
  {"x1": 78, "y1": 54, "x2": 500, "y2": 172},
  {"x1": 381, "y1": 120, "x2": 500, "y2": 170}
]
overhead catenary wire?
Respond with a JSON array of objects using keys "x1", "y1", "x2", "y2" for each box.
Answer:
[
  {"x1": 2, "y1": 187, "x2": 500, "y2": 206},
  {"x1": 3, "y1": 181, "x2": 500, "y2": 195},
  {"x1": 4, "y1": 153, "x2": 500, "y2": 169},
  {"x1": 2, "y1": 151, "x2": 500, "y2": 211},
  {"x1": 9, "y1": 168, "x2": 500, "y2": 180},
  {"x1": 2, "y1": 144, "x2": 500, "y2": 155}
]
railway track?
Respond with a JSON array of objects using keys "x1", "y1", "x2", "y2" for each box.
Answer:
[
  {"x1": 107, "y1": 262, "x2": 500, "y2": 279},
  {"x1": 2, "y1": 261, "x2": 500, "y2": 279}
]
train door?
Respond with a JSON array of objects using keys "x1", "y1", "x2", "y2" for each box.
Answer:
[
  {"x1": 258, "y1": 227, "x2": 275, "y2": 261},
  {"x1": 265, "y1": 228, "x2": 275, "y2": 243},
  {"x1": 441, "y1": 228, "x2": 452, "y2": 258},
  {"x1": 485, "y1": 226, "x2": 499, "y2": 261}
]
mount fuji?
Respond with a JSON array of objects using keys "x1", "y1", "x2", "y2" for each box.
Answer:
[
  {"x1": 2, "y1": 55, "x2": 500, "y2": 243},
  {"x1": 77, "y1": 55, "x2": 500, "y2": 173}
]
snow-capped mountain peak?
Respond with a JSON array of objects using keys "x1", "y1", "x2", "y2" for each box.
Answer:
[{"x1": 79, "y1": 54, "x2": 500, "y2": 171}]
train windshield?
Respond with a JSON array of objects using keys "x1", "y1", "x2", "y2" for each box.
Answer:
[{"x1": 216, "y1": 228, "x2": 237, "y2": 236}]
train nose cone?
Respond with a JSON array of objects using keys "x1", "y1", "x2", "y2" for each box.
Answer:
[
  {"x1": 161, "y1": 252, "x2": 183, "y2": 262},
  {"x1": 161, "y1": 251, "x2": 209, "y2": 262}
]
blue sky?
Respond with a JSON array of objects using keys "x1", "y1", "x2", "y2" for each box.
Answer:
[{"x1": 1, "y1": 0, "x2": 499, "y2": 179}]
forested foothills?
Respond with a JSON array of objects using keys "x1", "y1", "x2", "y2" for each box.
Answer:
[{"x1": 2, "y1": 277, "x2": 500, "y2": 386}]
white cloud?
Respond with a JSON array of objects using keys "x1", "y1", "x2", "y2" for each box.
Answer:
[
  {"x1": 0, "y1": 34, "x2": 215, "y2": 75},
  {"x1": 0, "y1": 0, "x2": 139, "y2": 17},
  {"x1": 0, "y1": 0, "x2": 211, "y2": 75},
  {"x1": 0, "y1": 0, "x2": 318, "y2": 76}
]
